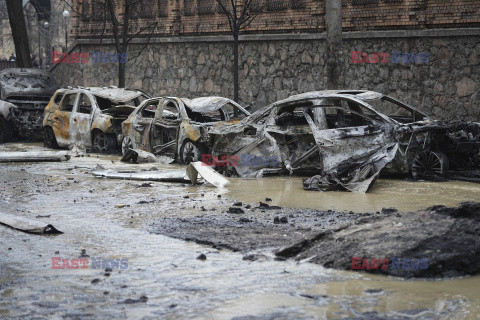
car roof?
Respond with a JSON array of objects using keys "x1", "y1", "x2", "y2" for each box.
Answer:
[
  {"x1": 63, "y1": 87, "x2": 145, "y2": 103},
  {"x1": 276, "y1": 90, "x2": 384, "y2": 105},
  {"x1": 180, "y1": 96, "x2": 248, "y2": 114}
]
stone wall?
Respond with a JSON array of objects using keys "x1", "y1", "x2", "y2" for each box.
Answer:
[{"x1": 51, "y1": 29, "x2": 479, "y2": 121}]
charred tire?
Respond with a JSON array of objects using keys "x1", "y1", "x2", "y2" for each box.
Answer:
[
  {"x1": 121, "y1": 135, "x2": 135, "y2": 156},
  {"x1": 43, "y1": 126, "x2": 59, "y2": 149},
  {"x1": 0, "y1": 117, "x2": 14, "y2": 143},
  {"x1": 179, "y1": 139, "x2": 204, "y2": 165},
  {"x1": 92, "y1": 131, "x2": 117, "y2": 154},
  {"x1": 411, "y1": 150, "x2": 449, "y2": 180}
]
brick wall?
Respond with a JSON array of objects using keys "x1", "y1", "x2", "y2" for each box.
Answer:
[{"x1": 72, "y1": 0, "x2": 480, "y2": 39}]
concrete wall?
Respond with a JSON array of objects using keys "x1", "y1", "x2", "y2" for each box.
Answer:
[{"x1": 51, "y1": 29, "x2": 480, "y2": 121}]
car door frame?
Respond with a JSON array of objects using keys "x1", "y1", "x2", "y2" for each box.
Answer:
[
  {"x1": 70, "y1": 92, "x2": 96, "y2": 147},
  {"x1": 51, "y1": 91, "x2": 79, "y2": 146},
  {"x1": 130, "y1": 98, "x2": 160, "y2": 151},
  {"x1": 308, "y1": 96, "x2": 395, "y2": 173},
  {"x1": 152, "y1": 98, "x2": 182, "y2": 158}
]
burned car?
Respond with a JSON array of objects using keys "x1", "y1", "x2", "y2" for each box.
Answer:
[
  {"x1": 121, "y1": 96, "x2": 250, "y2": 164},
  {"x1": 206, "y1": 90, "x2": 480, "y2": 192},
  {"x1": 0, "y1": 68, "x2": 59, "y2": 142},
  {"x1": 43, "y1": 87, "x2": 149, "y2": 153}
]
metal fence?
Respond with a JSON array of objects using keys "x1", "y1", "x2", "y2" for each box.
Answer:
[{"x1": 0, "y1": 61, "x2": 17, "y2": 71}]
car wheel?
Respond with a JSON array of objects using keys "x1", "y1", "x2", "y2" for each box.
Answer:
[
  {"x1": 180, "y1": 140, "x2": 203, "y2": 165},
  {"x1": 121, "y1": 135, "x2": 135, "y2": 156},
  {"x1": 92, "y1": 131, "x2": 116, "y2": 154},
  {"x1": 411, "y1": 150, "x2": 449, "y2": 180},
  {"x1": 43, "y1": 127, "x2": 59, "y2": 149},
  {"x1": 0, "y1": 117, "x2": 14, "y2": 143}
]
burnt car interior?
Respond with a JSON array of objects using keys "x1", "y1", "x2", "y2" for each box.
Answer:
[
  {"x1": 95, "y1": 95, "x2": 141, "y2": 111},
  {"x1": 362, "y1": 96, "x2": 426, "y2": 124},
  {"x1": 185, "y1": 103, "x2": 247, "y2": 123},
  {"x1": 274, "y1": 98, "x2": 381, "y2": 130},
  {"x1": 60, "y1": 93, "x2": 77, "y2": 112}
]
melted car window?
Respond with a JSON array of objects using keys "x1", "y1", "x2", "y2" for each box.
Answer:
[
  {"x1": 222, "y1": 103, "x2": 248, "y2": 120},
  {"x1": 78, "y1": 94, "x2": 92, "y2": 114},
  {"x1": 54, "y1": 93, "x2": 64, "y2": 105},
  {"x1": 366, "y1": 97, "x2": 422, "y2": 123},
  {"x1": 60, "y1": 93, "x2": 77, "y2": 112},
  {"x1": 275, "y1": 104, "x2": 312, "y2": 126},
  {"x1": 94, "y1": 95, "x2": 140, "y2": 112},
  {"x1": 323, "y1": 107, "x2": 372, "y2": 129},
  {"x1": 141, "y1": 101, "x2": 158, "y2": 118},
  {"x1": 162, "y1": 103, "x2": 179, "y2": 120}
]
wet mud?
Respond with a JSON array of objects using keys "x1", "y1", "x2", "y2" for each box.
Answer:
[{"x1": 2, "y1": 143, "x2": 480, "y2": 319}]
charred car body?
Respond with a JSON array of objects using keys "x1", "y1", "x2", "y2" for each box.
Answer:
[
  {"x1": 0, "y1": 68, "x2": 59, "y2": 142},
  {"x1": 43, "y1": 87, "x2": 149, "y2": 153},
  {"x1": 205, "y1": 90, "x2": 479, "y2": 192},
  {"x1": 121, "y1": 96, "x2": 250, "y2": 164}
]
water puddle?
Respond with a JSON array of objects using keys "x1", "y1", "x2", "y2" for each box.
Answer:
[{"x1": 227, "y1": 176, "x2": 480, "y2": 212}]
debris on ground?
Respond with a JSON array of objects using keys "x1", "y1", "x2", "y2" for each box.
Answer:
[
  {"x1": 186, "y1": 161, "x2": 230, "y2": 188},
  {"x1": 0, "y1": 151, "x2": 70, "y2": 162},
  {"x1": 91, "y1": 162, "x2": 230, "y2": 188},
  {"x1": 91, "y1": 165, "x2": 191, "y2": 183},
  {"x1": 0, "y1": 211, "x2": 62, "y2": 234},
  {"x1": 121, "y1": 148, "x2": 158, "y2": 163}
]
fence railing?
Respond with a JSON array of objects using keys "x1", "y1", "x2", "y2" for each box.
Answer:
[{"x1": 0, "y1": 61, "x2": 17, "y2": 71}]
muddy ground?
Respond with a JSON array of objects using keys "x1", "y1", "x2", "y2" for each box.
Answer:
[
  {"x1": 151, "y1": 198, "x2": 480, "y2": 278},
  {"x1": 2, "y1": 143, "x2": 480, "y2": 319}
]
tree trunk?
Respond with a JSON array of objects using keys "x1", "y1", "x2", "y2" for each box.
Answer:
[
  {"x1": 325, "y1": 0, "x2": 343, "y2": 89},
  {"x1": 233, "y1": 32, "x2": 239, "y2": 104},
  {"x1": 6, "y1": 0, "x2": 32, "y2": 68},
  {"x1": 118, "y1": 61, "x2": 126, "y2": 88}
]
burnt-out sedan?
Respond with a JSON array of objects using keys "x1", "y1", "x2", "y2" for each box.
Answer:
[
  {"x1": 43, "y1": 87, "x2": 149, "y2": 153},
  {"x1": 121, "y1": 96, "x2": 250, "y2": 164},
  {"x1": 206, "y1": 90, "x2": 469, "y2": 191}
]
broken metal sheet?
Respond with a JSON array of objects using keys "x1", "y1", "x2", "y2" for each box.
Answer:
[
  {"x1": 0, "y1": 151, "x2": 70, "y2": 162},
  {"x1": 121, "y1": 148, "x2": 158, "y2": 163},
  {"x1": 0, "y1": 211, "x2": 62, "y2": 234},
  {"x1": 92, "y1": 165, "x2": 191, "y2": 183},
  {"x1": 186, "y1": 161, "x2": 231, "y2": 188},
  {"x1": 303, "y1": 143, "x2": 398, "y2": 193}
]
